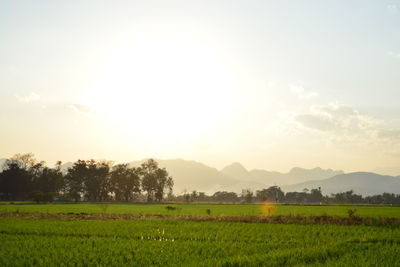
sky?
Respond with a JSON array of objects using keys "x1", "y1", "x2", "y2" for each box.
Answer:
[{"x1": 1, "y1": 0, "x2": 400, "y2": 173}]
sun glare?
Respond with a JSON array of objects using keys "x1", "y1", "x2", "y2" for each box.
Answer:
[{"x1": 83, "y1": 32, "x2": 237, "y2": 144}]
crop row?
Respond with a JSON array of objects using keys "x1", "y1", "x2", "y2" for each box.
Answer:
[
  {"x1": 1, "y1": 203, "x2": 400, "y2": 218},
  {"x1": 1, "y1": 218, "x2": 399, "y2": 266}
]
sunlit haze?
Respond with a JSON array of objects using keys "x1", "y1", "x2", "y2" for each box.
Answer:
[{"x1": 1, "y1": 1, "x2": 400, "y2": 173}]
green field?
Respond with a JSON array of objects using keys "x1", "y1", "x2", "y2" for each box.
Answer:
[
  {"x1": 1, "y1": 217, "x2": 399, "y2": 266},
  {"x1": 1, "y1": 203, "x2": 400, "y2": 266},
  {"x1": 1, "y1": 202, "x2": 400, "y2": 218}
]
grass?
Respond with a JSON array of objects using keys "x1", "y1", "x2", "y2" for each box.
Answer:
[
  {"x1": 1, "y1": 203, "x2": 399, "y2": 266},
  {"x1": 1, "y1": 217, "x2": 399, "y2": 266},
  {"x1": 0, "y1": 202, "x2": 399, "y2": 218}
]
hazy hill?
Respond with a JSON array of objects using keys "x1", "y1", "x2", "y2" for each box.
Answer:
[
  {"x1": 129, "y1": 159, "x2": 258, "y2": 194},
  {"x1": 282, "y1": 172, "x2": 400, "y2": 196},
  {"x1": 221, "y1": 163, "x2": 343, "y2": 185},
  {"x1": 221, "y1": 162, "x2": 254, "y2": 180},
  {"x1": 0, "y1": 158, "x2": 6, "y2": 170},
  {"x1": 373, "y1": 167, "x2": 400, "y2": 177}
]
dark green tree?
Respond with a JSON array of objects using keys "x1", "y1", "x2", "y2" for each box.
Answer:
[
  {"x1": 256, "y1": 186, "x2": 284, "y2": 203},
  {"x1": 64, "y1": 160, "x2": 87, "y2": 202},
  {"x1": 110, "y1": 164, "x2": 141, "y2": 202},
  {"x1": 84, "y1": 160, "x2": 112, "y2": 202},
  {"x1": 140, "y1": 159, "x2": 173, "y2": 202},
  {"x1": 241, "y1": 189, "x2": 253, "y2": 203}
]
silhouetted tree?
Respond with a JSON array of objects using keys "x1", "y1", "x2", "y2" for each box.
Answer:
[
  {"x1": 110, "y1": 164, "x2": 141, "y2": 202},
  {"x1": 84, "y1": 160, "x2": 112, "y2": 202},
  {"x1": 309, "y1": 187, "x2": 323, "y2": 203},
  {"x1": 64, "y1": 160, "x2": 87, "y2": 202},
  {"x1": 0, "y1": 153, "x2": 43, "y2": 200},
  {"x1": 256, "y1": 186, "x2": 284, "y2": 203},
  {"x1": 211, "y1": 191, "x2": 239, "y2": 202},
  {"x1": 33, "y1": 163, "x2": 64, "y2": 195},
  {"x1": 0, "y1": 160, "x2": 31, "y2": 200},
  {"x1": 241, "y1": 189, "x2": 253, "y2": 203},
  {"x1": 141, "y1": 159, "x2": 173, "y2": 202}
]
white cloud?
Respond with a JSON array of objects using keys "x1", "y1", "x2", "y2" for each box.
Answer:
[
  {"x1": 388, "y1": 51, "x2": 400, "y2": 58},
  {"x1": 378, "y1": 129, "x2": 400, "y2": 140},
  {"x1": 295, "y1": 103, "x2": 377, "y2": 137},
  {"x1": 15, "y1": 92, "x2": 40, "y2": 103},
  {"x1": 290, "y1": 85, "x2": 318, "y2": 99},
  {"x1": 69, "y1": 103, "x2": 94, "y2": 114},
  {"x1": 295, "y1": 114, "x2": 334, "y2": 131},
  {"x1": 387, "y1": 4, "x2": 398, "y2": 11},
  {"x1": 294, "y1": 103, "x2": 400, "y2": 147}
]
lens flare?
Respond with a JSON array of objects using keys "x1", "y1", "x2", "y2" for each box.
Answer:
[{"x1": 260, "y1": 201, "x2": 276, "y2": 216}]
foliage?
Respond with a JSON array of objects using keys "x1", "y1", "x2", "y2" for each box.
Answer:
[
  {"x1": 110, "y1": 164, "x2": 141, "y2": 202},
  {"x1": 256, "y1": 186, "x2": 284, "y2": 203},
  {"x1": 241, "y1": 189, "x2": 253, "y2": 203},
  {"x1": 140, "y1": 159, "x2": 173, "y2": 202},
  {"x1": 0, "y1": 154, "x2": 174, "y2": 203},
  {"x1": 210, "y1": 191, "x2": 239, "y2": 202},
  {"x1": 28, "y1": 191, "x2": 55, "y2": 203},
  {"x1": 0, "y1": 154, "x2": 63, "y2": 201}
]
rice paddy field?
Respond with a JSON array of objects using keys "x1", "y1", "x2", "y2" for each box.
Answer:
[
  {"x1": 1, "y1": 203, "x2": 400, "y2": 266},
  {"x1": 0, "y1": 202, "x2": 399, "y2": 218}
]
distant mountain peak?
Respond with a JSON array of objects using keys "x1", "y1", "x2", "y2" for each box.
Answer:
[
  {"x1": 222, "y1": 162, "x2": 248, "y2": 172},
  {"x1": 283, "y1": 172, "x2": 400, "y2": 196},
  {"x1": 220, "y1": 162, "x2": 252, "y2": 180}
]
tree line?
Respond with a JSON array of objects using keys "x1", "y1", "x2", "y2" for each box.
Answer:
[
  {"x1": 1, "y1": 153, "x2": 399, "y2": 204},
  {"x1": 176, "y1": 187, "x2": 400, "y2": 205},
  {"x1": 0, "y1": 153, "x2": 173, "y2": 202}
]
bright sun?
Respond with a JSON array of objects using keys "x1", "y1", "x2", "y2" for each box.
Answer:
[{"x1": 82, "y1": 32, "x2": 238, "y2": 145}]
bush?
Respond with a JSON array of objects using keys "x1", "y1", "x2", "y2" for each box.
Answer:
[
  {"x1": 28, "y1": 191, "x2": 55, "y2": 203},
  {"x1": 347, "y1": 209, "x2": 357, "y2": 218}
]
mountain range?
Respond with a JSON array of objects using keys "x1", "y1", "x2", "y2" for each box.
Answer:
[
  {"x1": 282, "y1": 172, "x2": 400, "y2": 196},
  {"x1": 1, "y1": 158, "x2": 399, "y2": 196}
]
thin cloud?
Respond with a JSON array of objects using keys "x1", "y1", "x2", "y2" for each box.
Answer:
[
  {"x1": 290, "y1": 85, "x2": 318, "y2": 99},
  {"x1": 69, "y1": 103, "x2": 94, "y2": 114},
  {"x1": 378, "y1": 129, "x2": 400, "y2": 140},
  {"x1": 295, "y1": 114, "x2": 334, "y2": 131},
  {"x1": 387, "y1": 4, "x2": 398, "y2": 11},
  {"x1": 388, "y1": 51, "x2": 400, "y2": 58},
  {"x1": 295, "y1": 103, "x2": 376, "y2": 135},
  {"x1": 295, "y1": 103, "x2": 400, "y2": 146},
  {"x1": 15, "y1": 92, "x2": 40, "y2": 103}
]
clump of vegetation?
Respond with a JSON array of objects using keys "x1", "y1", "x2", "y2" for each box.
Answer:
[
  {"x1": 98, "y1": 203, "x2": 109, "y2": 214},
  {"x1": 206, "y1": 209, "x2": 211, "y2": 215},
  {"x1": 165, "y1": 206, "x2": 177, "y2": 211},
  {"x1": 347, "y1": 208, "x2": 357, "y2": 218},
  {"x1": 28, "y1": 191, "x2": 55, "y2": 203}
]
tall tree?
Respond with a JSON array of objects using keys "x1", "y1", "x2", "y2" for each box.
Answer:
[
  {"x1": 241, "y1": 189, "x2": 253, "y2": 203},
  {"x1": 110, "y1": 164, "x2": 141, "y2": 202},
  {"x1": 84, "y1": 160, "x2": 112, "y2": 202},
  {"x1": 0, "y1": 160, "x2": 31, "y2": 200},
  {"x1": 0, "y1": 153, "x2": 41, "y2": 200},
  {"x1": 33, "y1": 164, "x2": 64, "y2": 194},
  {"x1": 140, "y1": 159, "x2": 173, "y2": 202},
  {"x1": 64, "y1": 160, "x2": 87, "y2": 202},
  {"x1": 256, "y1": 186, "x2": 284, "y2": 203}
]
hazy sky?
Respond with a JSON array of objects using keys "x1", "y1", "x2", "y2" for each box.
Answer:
[{"x1": 1, "y1": 0, "x2": 400, "y2": 172}]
